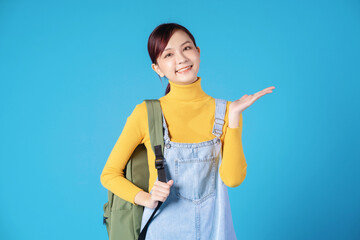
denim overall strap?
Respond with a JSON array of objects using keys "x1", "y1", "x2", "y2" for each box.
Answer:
[{"x1": 212, "y1": 98, "x2": 227, "y2": 138}]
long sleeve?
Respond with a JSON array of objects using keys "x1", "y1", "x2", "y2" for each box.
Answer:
[
  {"x1": 100, "y1": 103, "x2": 146, "y2": 205},
  {"x1": 219, "y1": 101, "x2": 247, "y2": 187}
]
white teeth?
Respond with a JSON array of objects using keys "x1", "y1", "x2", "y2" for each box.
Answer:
[{"x1": 177, "y1": 65, "x2": 192, "y2": 73}]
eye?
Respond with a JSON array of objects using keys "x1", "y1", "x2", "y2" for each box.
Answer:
[{"x1": 164, "y1": 46, "x2": 191, "y2": 58}]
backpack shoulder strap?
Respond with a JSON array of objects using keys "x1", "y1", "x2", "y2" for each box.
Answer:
[
  {"x1": 144, "y1": 99, "x2": 166, "y2": 182},
  {"x1": 140, "y1": 99, "x2": 167, "y2": 240},
  {"x1": 144, "y1": 99, "x2": 164, "y2": 158}
]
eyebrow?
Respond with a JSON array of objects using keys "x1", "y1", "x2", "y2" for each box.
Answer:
[{"x1": 163, "y1": 40, "x2": 191, "y2": 52}]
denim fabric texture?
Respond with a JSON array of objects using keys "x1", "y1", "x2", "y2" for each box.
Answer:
[{"x1": 140, "y1": 98, "x2": 237, "y2": 240}]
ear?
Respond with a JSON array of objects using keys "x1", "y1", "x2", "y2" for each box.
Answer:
[
  {"x1": 197, "y1": 46, "x2": 200, "y2": 54},
  {"x1": 151, "y1": 63, "x2": 165, "y2": 77}
]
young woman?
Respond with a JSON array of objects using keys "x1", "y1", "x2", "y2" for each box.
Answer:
[{"x1": 101, "y1": 23, "x2": 275, "y2": 239}]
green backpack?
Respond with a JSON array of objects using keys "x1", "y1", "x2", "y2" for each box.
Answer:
[{"x1": 102, "y1": 99, "x2": 166, "y2": 240}]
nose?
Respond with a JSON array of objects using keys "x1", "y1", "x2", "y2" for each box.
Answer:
[{"x1": 175, "y1": 50, "x2": 188, "y2": 64}]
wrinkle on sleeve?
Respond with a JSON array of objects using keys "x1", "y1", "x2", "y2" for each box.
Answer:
[
  {"x1": 219, "y1": 101, "x2": 247, "y2": 187},
  {"x1": 100, "y1": 101, "x2": 147, "y2": 205}
]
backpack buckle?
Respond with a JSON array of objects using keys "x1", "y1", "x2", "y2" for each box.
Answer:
[
  {"x1": 154, "y1": 145, "x2": 164, "y2": 169},
  {"x1": 155, "y1": 158, "x2": 164, "y2": 169}
]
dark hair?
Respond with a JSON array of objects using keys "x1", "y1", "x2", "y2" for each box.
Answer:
[{"x1": 147, "y1": 23, "x2": 198, "y2": 95}]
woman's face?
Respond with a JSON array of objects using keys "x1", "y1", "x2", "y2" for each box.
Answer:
[{"x1": 152, "y1": 30, "x2": 200, "y2": 85}]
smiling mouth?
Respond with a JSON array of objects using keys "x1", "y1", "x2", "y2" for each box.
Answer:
[{"x1": 176, "y1": 65, "x2": 193, "y2": 73}]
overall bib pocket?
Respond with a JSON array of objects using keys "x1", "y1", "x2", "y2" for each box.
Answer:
[{"x1": 174, "y1": 156, "x2": 216, "y2": 202}]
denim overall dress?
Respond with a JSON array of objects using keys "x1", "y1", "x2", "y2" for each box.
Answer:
[{"x1": 140, "y1": 98, "x2": 237, "y2": 240}]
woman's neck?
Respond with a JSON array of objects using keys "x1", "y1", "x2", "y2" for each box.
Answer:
[{"x1": 164, "y1": 76, "x2": 209, "y2": 101}]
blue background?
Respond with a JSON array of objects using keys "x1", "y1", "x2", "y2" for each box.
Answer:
[{"x1": 1, "y1": 0, "x2": 359, "y2": 239}]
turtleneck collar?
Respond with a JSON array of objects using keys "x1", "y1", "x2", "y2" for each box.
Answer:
[{"x1": 164, "y1": 76, "x2": 209, "y2": 101}]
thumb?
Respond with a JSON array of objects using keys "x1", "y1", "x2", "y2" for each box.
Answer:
[{"x1": 167, "y1": 179, "x2": 174, "y2": 186}]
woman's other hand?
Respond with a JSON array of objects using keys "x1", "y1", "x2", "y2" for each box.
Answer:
[
  {"x1": 229, "y1": 86, "x2": 275, "y2": 115},
  {"x1": 228, "y1": 86, "x2": 275, "y2": 128}
]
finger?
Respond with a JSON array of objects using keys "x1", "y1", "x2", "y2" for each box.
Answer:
[
  {"x1": 153, "y1": 192, "x2": 168, "y2": 201},
  {"x1": 247, "y1": 90, "x2": 273, "y2": 105},
  {"x1": 253, "y1": 88, "x2": 274, "y2": 99},
  {"x1": 152, "y1": 201, "x2": 159, "y2": 209},
  {"x1": 152, "y1": 194, "x2": 166, "y2": 203},
  {"x1": 153, "y1": 190, "x2": 169, "y2": 199},
  {"x1": 157, "y1": 186, "x2": 171, "y2": 195},
  {"x1": 239, "y1": 94, "x2": 249, "y2": 100},
  {"x1": 151, "y1": 189, "x2": 167, "y2": 197},
  {"x1": 262, "y1": 86, "x2": 275, "y2": 91},
  {"x1": 153, "y1": 183, "x2": 171, "y2": 193},
  {"x1": 254, "y1": 87, "x2": 274, "y2": 97},
  {"x1": 258, "y1": 89, "x2": 273, "y2": 97},
  {"x1": 256, "y1": 86, "x2": 275, "y2": 94},
  {"x1": 152, "y1": 186, "x2": 168, "y2": 195},
  {"x1": 156, "y1": 181, "x2": 172, "y2": 189}
]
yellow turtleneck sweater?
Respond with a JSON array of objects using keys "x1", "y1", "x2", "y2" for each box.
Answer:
[{"x1": 100, "y1": 77, "x2": 247, "y2": 205}]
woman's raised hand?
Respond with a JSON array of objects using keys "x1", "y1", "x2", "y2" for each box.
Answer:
[
  {"x1": 146, "y1": 179, "x2": 174, "y2": 209},
  {"x1": 229, "y1": 86, "x2": 275, "y2": 114}
]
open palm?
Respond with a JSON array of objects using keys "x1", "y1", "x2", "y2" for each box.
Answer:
[{"x1": 229, "y1": 86, "x2": 275, "y2": 114}]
